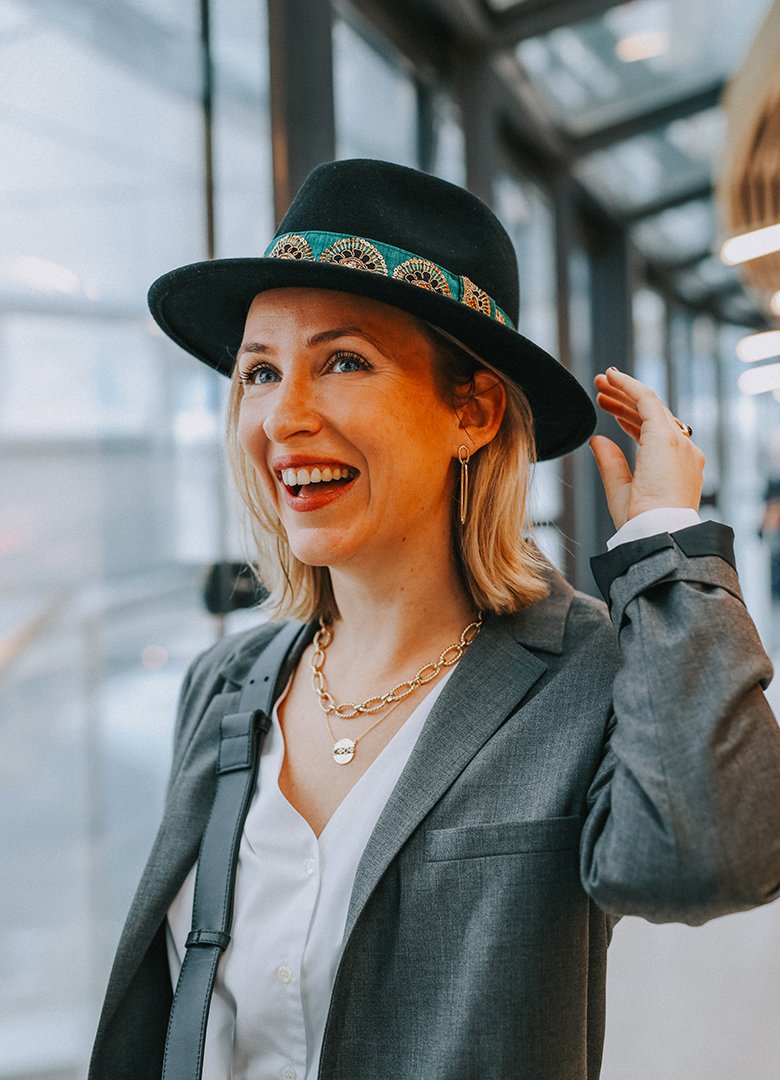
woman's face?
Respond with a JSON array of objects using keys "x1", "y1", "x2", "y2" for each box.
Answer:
[{"x1": 236, "y1": 287, "x2": 465, "y2": 571}]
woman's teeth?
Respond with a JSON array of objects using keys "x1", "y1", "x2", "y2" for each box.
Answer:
[{"x1": 280, "y1": 465, "x2": 356, "y2": 487}]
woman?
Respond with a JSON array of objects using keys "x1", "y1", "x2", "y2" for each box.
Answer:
[{"x1": 90, "y1": 159, "x2": 780, "y2": 1080}]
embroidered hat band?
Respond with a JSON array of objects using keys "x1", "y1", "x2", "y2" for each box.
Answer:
[{"x1": 265, "y1": 230, "x2": 515, "y2": 330}]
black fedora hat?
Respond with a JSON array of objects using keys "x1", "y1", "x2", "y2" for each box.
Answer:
[{"x1": 148, "y1": 158, "x2": 595, "y2": 460}]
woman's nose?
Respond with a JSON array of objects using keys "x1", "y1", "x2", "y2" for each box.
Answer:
[{"x1": 261, "y1": 373, "x2": 324, "y2": 443}]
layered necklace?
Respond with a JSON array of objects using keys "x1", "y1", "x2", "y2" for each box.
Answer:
[{"x1": 310, "y1": 612, "x2": 484, "y2": 765}]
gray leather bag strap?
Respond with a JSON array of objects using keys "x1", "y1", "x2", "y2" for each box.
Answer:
[{"x1": 162, "y1": 620, "x2": 305, "y2": 1080}]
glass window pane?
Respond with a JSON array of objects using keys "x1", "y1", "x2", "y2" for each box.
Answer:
[
  {"x1": 633, "y1": 287, "x2": 667, "y2": 398},
  {"x1": 333, "y1": 16, "x2": 417, "y2": 165},
  {"x1": 0, "y1": 2, "x2": 272, "y2": 1073},
  {"x1": 430, "y1": 93, "x2": 466, "y2": 185},
  {"x1": 495, "y1": 171, "x2": 563, "y2": 566},
  {"x1": 720, "y1": 322, "x2": 777, "y2": 642},
  {"x1": 495, "y1": 173, "x2": 558, "y2": 356},
  {"x1": 212, "y1": 0, "x2": 274, "y2": 256}
]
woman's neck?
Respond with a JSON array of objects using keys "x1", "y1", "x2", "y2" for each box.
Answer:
[{"x1": 324, "y1": 550, "x2": 479, "y2": 681}]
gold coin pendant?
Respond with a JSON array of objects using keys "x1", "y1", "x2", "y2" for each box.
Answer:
[{"x1": 332, "y1": 738, "x2": 356, "y2": 766}]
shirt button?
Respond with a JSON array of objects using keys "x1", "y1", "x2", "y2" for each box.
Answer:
[
  {"x1": 276, "y1": 965, "x2": 294, "y2": 984},
  {"x1": 305, "y1": 857, "x2": 316, "y2": 875},
  {"x1": 280, "y1": 1068, "x2": 297, "y2": 1080}
]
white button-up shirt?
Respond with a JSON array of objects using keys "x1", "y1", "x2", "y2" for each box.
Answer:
[{"x1": 166, "y1": 668, "x2": 455, "y2": 1080}]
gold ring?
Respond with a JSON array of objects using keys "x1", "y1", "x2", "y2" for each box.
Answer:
[{"x1": 673, "y1": 417, "x2": 693, "y2": 438}]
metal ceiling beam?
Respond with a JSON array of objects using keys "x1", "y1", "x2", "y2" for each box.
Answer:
[
  {"x1": 419, "y1": 0, "x2": 493, "y2": 43},
  {"x1": 344, "y1": 0, "x2": 454, "y2": 74},
  {"x1": 568, "y1": 79, "x2": 726, "y2": 157},
  {"x1": 619, "y1": 180, "x2": 713, "y2": 224},
  {"x1": 684, "y1": 277, "x2": 744, "y2": 299},
  {"x1": 650, "y1": 247, "x2": 715, "y2": 273},
  {"x1": 646, "y1": 264, "x2": 767, "y2": 329},
  {"x1": 488, "y1": 0, "x2": 626, "y2": 47}
]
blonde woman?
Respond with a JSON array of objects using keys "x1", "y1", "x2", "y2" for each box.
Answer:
[{"x1": 91, "y1": 159, "x2": 780, "y2": 1080}]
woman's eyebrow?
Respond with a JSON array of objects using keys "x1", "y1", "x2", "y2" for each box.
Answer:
[
  {"x1": 238, "y1": 326, "x2": 384, "y2": 360},
  {"x1": 237, "y1": 341, "x2": 269, "y2": 359},
  {"x1": 306, "y1": 326, "x2": 381, "y2": 349}
]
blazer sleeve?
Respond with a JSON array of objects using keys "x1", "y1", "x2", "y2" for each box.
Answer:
[{"x1": 580, "y1": 521, "x2": 780, "y2": 924}]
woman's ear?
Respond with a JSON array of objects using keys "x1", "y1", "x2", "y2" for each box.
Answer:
[{"x1": 457, "y1": 371, "x2": 506, "y2": 451}]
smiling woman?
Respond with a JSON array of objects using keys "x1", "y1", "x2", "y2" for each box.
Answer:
[
  {"x1": 90, "y1": 159, "x2": 780, "y2": 1080},
  {"x1": 226, "y1": 288, "x2": 546, "y2": 622}
]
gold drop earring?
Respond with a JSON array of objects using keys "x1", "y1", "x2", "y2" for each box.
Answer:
[{"x1": 458, "y1": 445, "x2": 470, "y2": 525}]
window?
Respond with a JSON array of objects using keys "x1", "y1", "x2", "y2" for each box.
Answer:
[
  {"x1": 495, "y1": 171, "x2": 564, "y2": 568},
  {"x1": 0, "y1": 3, "x2": 272, "y2": 1074},
  {"x1": 333, "y1": 12, "x2": 417, "y2": 165}
]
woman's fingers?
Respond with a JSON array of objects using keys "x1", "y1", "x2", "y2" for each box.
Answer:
[
  {"x1": 593, "y1": 372, "x2": 635, "y2": 406},
  {"x1": 592, "y1": 367, "x2": 704, "y2": 529},
  {"x1": 595, "y1": 392, "x2": 642, "y2": 436},
  {"x1": 589, "y1": 436, "x2": 632, "y2": 527},
  {"x1": 596, "y1": 368, "x2": 693, "y2": 442},
  {"x1": 598, "y1": 368, "x2": 679, "y2": 434}
]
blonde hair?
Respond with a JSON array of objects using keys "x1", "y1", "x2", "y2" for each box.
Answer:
[{"x1": 225, "y1": 319, "x2": 550, "y2": 621}]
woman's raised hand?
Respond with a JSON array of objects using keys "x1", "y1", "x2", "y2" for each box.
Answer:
[{"x1": 590, "y1": 368, "x2": 705, "y2": 531}]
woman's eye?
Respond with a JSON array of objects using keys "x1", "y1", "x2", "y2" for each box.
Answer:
[
  {"x1": 330, "y1": 351, "x2": 370, "y2": 373},
  {"x1": 240, "y1": 364, "x2": 278, "y2": 385}
]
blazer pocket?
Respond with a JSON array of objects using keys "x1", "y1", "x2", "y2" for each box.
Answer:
[{"x1": 424, "y1": 815, "x2": 581, "y2": 862}]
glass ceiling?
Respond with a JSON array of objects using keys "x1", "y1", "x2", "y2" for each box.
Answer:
[
  {"x1": 574, "y1": 106, "x2": 722, "y2": 214},
  {"x1": 505, "y1": 0, "x2": 775, "y2": 323},
  {"x1": 515, "y1": 0, "x2": 773, "y2": 137},
  {"x1": 631, "y1": 198, "x2": 714, "y2": 263}
]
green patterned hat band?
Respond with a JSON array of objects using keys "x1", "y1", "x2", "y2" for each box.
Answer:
[{"x1": 264, "y1": 230, "x2": 516, "y2": 331}]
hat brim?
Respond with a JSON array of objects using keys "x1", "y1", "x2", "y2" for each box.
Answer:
[{"x1": 148, "y1": 258, "x2": 596, "y2": 461}]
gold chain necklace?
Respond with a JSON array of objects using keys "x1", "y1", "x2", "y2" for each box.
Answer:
[{"x1": 311, "y1": 612, "x2": 484, "y2": 765}]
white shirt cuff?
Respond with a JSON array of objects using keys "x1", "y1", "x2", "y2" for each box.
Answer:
[{"x1": 606, "y1": 508, "x2": 702, "y2": 551}]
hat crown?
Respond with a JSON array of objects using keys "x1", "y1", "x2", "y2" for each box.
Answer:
[
  {"x1": 147, "y1": 157, "x2": 596, "y2": 459},
  {"x1": 275, "y1": 159, "x2": 520, "y2": 324}
]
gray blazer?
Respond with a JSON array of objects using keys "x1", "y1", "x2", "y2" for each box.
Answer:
[{"x1": 90, "y1": 524, "x2": 780, "y2": 1080}]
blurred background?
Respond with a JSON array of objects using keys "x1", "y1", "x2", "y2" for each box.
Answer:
[{"x1": 2, "y1": 1, "x2": 780, "y2": 1077}]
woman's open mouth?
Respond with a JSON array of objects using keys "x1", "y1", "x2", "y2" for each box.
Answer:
[{"x1": 275, "y1": 463, "x2": 360, "y2": 510}]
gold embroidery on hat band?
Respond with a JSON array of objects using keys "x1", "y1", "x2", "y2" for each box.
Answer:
[
  {"x1": 320, "y1": 236, "x2": 388, "y2": 274},
  {"x1": 263, "y1": 230, "x2": 514, "y2": 329},
  {"x1": 392, "y1": 258, "x2": 451, "y2": 295},
  {"x1": 268, "y1": 234, "x2": 314, "y2": 260},
  {"x1": 461, "y1": 276, "x2": 491, "y2": 316}
]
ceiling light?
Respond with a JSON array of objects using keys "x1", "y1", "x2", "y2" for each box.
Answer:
[
  {"x1": 738, "y1": 363, "x2": 780, "y2": 395},
  {"x1": 771, "y1": 290, "x2": 780, "y2": 317},
  {"x1": 736, "y1": 330, "x2": 780, "y2": 363},
  {"x1": 721, "y1": 222, "x2": 780, "y2": 265},
  {"x1": 615, "y1": 31, "x2": 668, "y2": 62}
]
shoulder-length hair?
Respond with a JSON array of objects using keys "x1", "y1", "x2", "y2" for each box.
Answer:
[{"x1": 225, "y1": 319, "x2": 550, "y2": 622}]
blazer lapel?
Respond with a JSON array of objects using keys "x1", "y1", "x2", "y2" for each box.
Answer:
[
  {"x1": 344, "y1": 613, "x2": 547, "y2": 940},
  {"x1": 343, "y1": 561, "x2": 573, "y2": 941}
]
